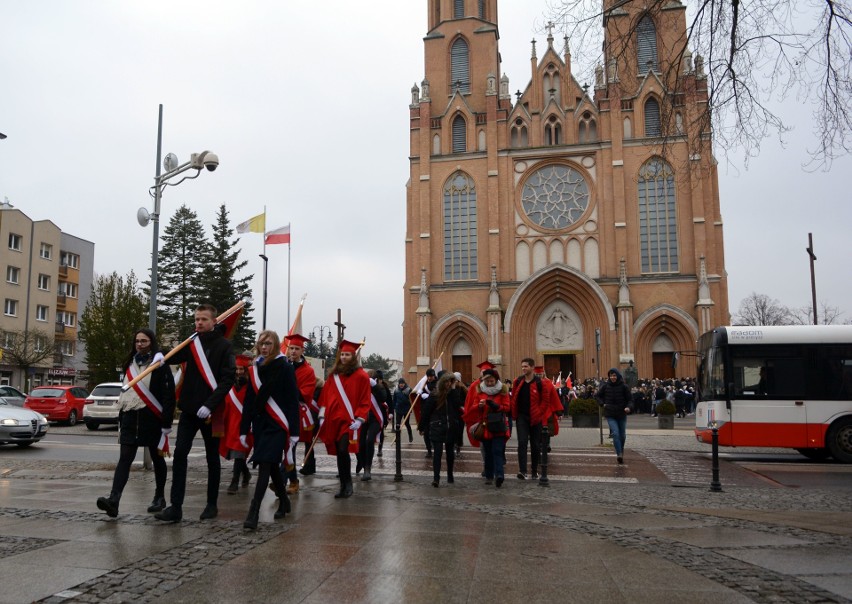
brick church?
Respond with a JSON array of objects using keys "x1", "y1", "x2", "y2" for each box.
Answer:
[{"x1": 403, "y1": 0, "x2": 729, "y2": 384}]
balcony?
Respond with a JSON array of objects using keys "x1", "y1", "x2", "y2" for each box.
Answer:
[
  {"x1": 54, "y1": 321, "x2": 65, "y2": 334},
  {"x1": 58, "y1": 264, "x2": 68, "y2": 277},
  {"x1": 57, "y1": 293, "x2": 67, "y2": 307}
]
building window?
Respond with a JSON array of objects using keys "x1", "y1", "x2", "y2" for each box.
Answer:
[
  {"x1": 8, "y1": 233, "x2": 22, "y2": 251},
  {"x1": 452, "y1": 114, "x2": 467, "y2": 152},
  {"x1": 38, "y1": 274, "x2": 50, "y2": 291},
  {"x1": 2, "y1": 331, "x2": 15, "y2": 349},
  {"x1": 60, "y1": 251, "x2": 79, "y2": 269},
  {"x1": 511, "y1": 119, "x2": 528, "y2": 147},
  {"x1": 34, "y1": 335, "x2": 47, "y2": 353},
  {"x1": 58, "y1": 340, "x2": 75, "y2": 356},
  {"x1": 544, "y1": 115, "x2": 562, "y2": 145},
  {"x1": 521, "y1": 164, "x2": 591, "y2": 230},
  {"x1": 454, "y1": 0, "x2": 464, "y2": 18},
  {"x1": 443, "y1": 172, "x2": 478, "y2": 281},
  {"x1": 638, "y1": 158, "x2": 679, "y2": 273},
  {"x1": 478, "y1": 0, "x2": 485, "y2": 19},
  {"x1": 543, "y1": 64, "x2": 561, "y2": 106},
  {"x1": 578, "y1": 111, "x2": 597, "y2": 143},
  {"x1": 637, "y1": 15, "x2": 659, "y2": 74},
  {"x1": 59, "y1": 282, "x2": 78, "y2": 298},
  {"x1": 57, "y1": 311, "x2": 76, "y2": 328},
  {"x1": 644, "y1": 97, "x2": 661, "y2": 137},
  {"x1": 40, "y1": 243, "x2": 53, "y2": 260},
  {"x1": 450, "y1": 38, "x2": 470, "y2": 93},
  {"x1": 5, "y1": 266, "x2": 20, "y2": 285},
  {"x1": 36, "y1": 305, "x2": 49, "y2": 322},
  {"x1": 4, "y1": 299, "x2": 18, "y2": 317}
]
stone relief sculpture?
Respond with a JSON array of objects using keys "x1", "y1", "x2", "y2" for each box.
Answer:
[{"x1": 536, "y1": 303, "x2": 582, "y2": 349}]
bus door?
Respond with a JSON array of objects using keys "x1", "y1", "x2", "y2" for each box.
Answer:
[{"x1": 729, "y1": 350, "x2": 808, "y2": 447}]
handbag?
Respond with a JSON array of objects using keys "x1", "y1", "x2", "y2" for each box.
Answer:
[
  {"x1": 486, "y1": 411, "x2": 505, "y2": 433},
  {"x1": 472, "y1": 422, "x2": 485, "y2": 440}
]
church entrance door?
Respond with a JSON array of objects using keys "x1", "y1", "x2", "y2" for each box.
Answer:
[{"x1": 543, "y1": 354, "x2": 575, "y2": 382}]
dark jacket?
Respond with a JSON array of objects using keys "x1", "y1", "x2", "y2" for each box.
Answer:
[
  {"x1": 419, "y1": 391, "x2": 462, "y2": 444},
  {"x1": 595, "y1": 369, "x2": 633, "y2": 418},
  {"x1": 393, "y1": 386, "x2": 411, "y2": 414},
  {"x1": 119, "y1": 363, "x2": 176, "y2": 447},
  {"x1": 240, "y1": 356, "x2": 299, "y2": 463},
  {"x1": 167, "y1": 329, "x2": 235, "y2": 414}
]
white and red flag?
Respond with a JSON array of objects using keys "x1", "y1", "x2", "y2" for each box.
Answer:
[{"x1": 265, "y1": 224, "x2": 291, "y2": 245}]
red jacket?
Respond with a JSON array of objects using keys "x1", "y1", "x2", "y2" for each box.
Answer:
[
  {"x1": 463, "y1": 384, "x2": 510, "y2": 445},
  {"x1": 317, "y1": 368, "x2": 371, "y2": 455},
  {"x1": 510, "y1": 376, "x2": 563, "y2": 429},
  {"x1": 218, "y1": 384, "x2": 253, "y2": 457}
]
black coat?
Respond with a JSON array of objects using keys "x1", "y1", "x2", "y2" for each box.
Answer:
[
  {"x1": 167, "y1": 329, "x2": 235, "y2": 415},
  {"x1": 119, "y1": 363, "x2": 176, "y2": 447},
  {"x1": 419, "y1": 392, "x2": 462, "y2": 444},
  {"x1": 595, "y1": 378, "x2": 633, "y2": 418},
  {"x1": 240, "y1": 356, "x2": 299, "y2": 464}
]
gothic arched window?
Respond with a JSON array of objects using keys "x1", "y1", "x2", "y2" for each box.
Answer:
[
  {"x1": 637, "y1": 16, "x2": 659, "y2": 74},
  {"x1": 644, "y1": 97, "x2": 661, "y2": 136},
  {"x1": 510, "y1": 118, "x2": 528, "y2": 148},
  {"x1": 443, "y1": 172, "x2": 478, "y2": 281},
  {"x1": 544, "y1": 115, "x2": 562, "y2": 145},
  {"x1": 454, "y1": 0, "x2": 465, "y2": 19},
  {"x1": 450, "y1": 38, "x2": 470, "y2": 93},
  {"x1": 638, "y1": 158, "x2": 679, "y2": 273},
  {"x1": 452, "y1": 114, "x2": 467, "y2": 152},
  {"x1": 578, "y1": 111, "x2": 597, "y2": 143}
]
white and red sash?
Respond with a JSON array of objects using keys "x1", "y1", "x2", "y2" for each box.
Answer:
[
  {"x1": 226, "y1": 388, "x2": 244, "y2": 414},
  {"x1": 249, "y1": 363, "x2": 290, "y2": 436},
  {"x1": 190, "y1": 336, "x2": 218, "y2": 391},
  {"x1": 126, "y1": 364, "x2": 169, "y2": 455},
  {"x1": 299, "y1": 402, "x2": 315, "y2": 431},
  {"x1": 333, "y1": 374, "x2": 359, "y2": 442}
]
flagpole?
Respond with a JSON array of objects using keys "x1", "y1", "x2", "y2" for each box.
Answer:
[
  {"x1": 260, "y1": 206, "x2": 268, "y2": 330},
  {"x1": 287, "y1": 222, "x2": 291, "y2": 329}
]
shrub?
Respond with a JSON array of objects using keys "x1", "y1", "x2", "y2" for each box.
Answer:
[
  {"x1": 568, "y1": 397, "x2": 600, "y2": 416},
  {"x1": 655, "y1": 400, "x2": 676, "y2": 415}
]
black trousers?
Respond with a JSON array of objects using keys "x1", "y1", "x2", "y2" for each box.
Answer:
[
  {"x1": 111, "y1": 444, "x2": 167, "y2": 499},
  {"x1": 431, "y1": 439, "x2": 455, "y2": 481},
  {"x1": 515, "y1": 414, "x2": 542, "y2": 475},
  {"x1": 336, "y1": 433, "x2": 352, "y2": 484},
  {"x1": 357, "y1": 416, "x2": 382, "y2": 469},
  {"x1": 170, "y1": 413, "x2": 221, "y2": 508}
]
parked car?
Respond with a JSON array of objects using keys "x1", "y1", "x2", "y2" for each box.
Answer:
[
  {"x1": 0, "y1": 385, "x2": 27, "y2": 407},
  {"x1": 24, "y1": 386, "x2": 90, "y2": 425},
  {"x1": 0, "y1": 398, "x2": 49, "y2": 447},
  {"x1": 83, "y1": 382, "x2": 123, "y2": 430}
]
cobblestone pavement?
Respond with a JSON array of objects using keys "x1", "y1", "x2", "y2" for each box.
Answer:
[{"x1": 0, "y1": 426, "x2": 849, "y2": 603}]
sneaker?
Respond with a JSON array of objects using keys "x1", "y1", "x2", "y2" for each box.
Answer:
[
  {"x1": 377, "y1": 450, "x2": 383, "y2": 458},
  {"x1": 199, "y1": 504, "x2": 218, "y2": 520},
  {"x1": 226, "y1": 479, "x2": 239, "y2": 495},
  {"x1": 154, "y1": 506, "x2": 182, "y2": 523},
  {"x1": 517, "y1": 472, "x2": 527, "y2": 480},
  {"x1": 531, "y1": 472, "x2": 539, "y2": 479}
]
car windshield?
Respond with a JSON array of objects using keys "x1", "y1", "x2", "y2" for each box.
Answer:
[
  {"x1": 30, "y1": 388, "x2": 64, "y2": 398},
  {"x1": 91, "y1": 385, "x2": 122, "y2": 397}
]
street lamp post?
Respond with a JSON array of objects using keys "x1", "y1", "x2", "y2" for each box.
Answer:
[
  {"x1": 139, "y1": 105, "x2": 219, "y2": 333},
  {"x1": 806, "y1": 233, "x2": 818, "y2": 325}
]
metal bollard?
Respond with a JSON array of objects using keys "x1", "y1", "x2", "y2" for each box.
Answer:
[
  {"x1": 394, "y1": 421, "x2": 403, "y2": 482},
  {"x1": 538, "y1": 424, "x2": 550, "y2": 487},
  {"x1": 710, "y1": 423, "x2": 722, "y2": 492}
]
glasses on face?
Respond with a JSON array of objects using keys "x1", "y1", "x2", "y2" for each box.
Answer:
[
  {"x1": 135, "y1": 339, "x2": 150, "y2": 344},
  {"x1": 258, "y1": 341, "x2": 273, "y2": 347}
]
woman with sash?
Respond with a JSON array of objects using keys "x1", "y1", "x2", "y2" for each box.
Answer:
[
  {"x1": 240, "y1": 330, "x2": 300, "y2": 530},
  {"x1": 97, "y1": 328, "x2": 175, "y2": 518}
]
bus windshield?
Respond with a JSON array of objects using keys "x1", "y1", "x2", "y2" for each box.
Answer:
[{"x1": 698, "y1": 345, "x2": 725, "y2": 400}]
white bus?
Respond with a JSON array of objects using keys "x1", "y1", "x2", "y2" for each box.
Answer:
[{"x1": 694, "y1": 325, "x2": 852, "y2": 462}]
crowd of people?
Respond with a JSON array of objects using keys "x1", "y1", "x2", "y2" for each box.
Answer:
[{"x1": 96, "y1": 303, "x2": 693, "y2": 528}]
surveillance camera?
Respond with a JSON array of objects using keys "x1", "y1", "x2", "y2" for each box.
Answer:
[{"x1": 191, "y1": 151, "x2": 219, "y2": 172}]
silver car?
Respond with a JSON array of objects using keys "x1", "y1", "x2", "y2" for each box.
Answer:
[
  {"x1": 0, "y1": 399, "x2": 49, "y2": 447},
  {"x1": 0, "y1": 385, "x2": 27, "y2": 407},
  {"x1": 83, "y1": 382, "x2": 123, "y2": 430}
]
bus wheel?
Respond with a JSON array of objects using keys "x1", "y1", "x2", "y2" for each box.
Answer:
[
  {"x1": 795, "y1": 448, "x2": 832, "y2": 461},
  {"x1": 826, "y1": 417, "x2": 852, "y2": 464}
]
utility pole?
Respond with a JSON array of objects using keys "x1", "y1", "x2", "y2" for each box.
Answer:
[{"x1": 806, "y1": 233, "x2": 818, "y2": 325}]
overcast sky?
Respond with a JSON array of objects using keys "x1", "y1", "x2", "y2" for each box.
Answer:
[{"x1": 1, "y1": 1, "x2": 848, "y2": 360}]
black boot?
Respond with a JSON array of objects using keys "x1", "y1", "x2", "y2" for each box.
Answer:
[
  {"x1": 361, "y1": 465, "x2": 372, "y2": 481},
  {"x1": 334, "y1": 479, "x2": 353, "y2": 499},
  {"x1": 274, "y1": 492, "x2": 290, "y2": 519},
  {"x1": 227, "y1": 474, "x2": 240, "y2": 495},
  {"x1": 147, "y1": 495, "x2": 166, "y2": 513},
  {"x1": 243, "y1": 499, "x2": 260, "y2": 530},
  {"x1": 299, "y1": 455, "x2": 316, "y2": 475},
  {"x1": 96, "y1": 492, "x2": 120, "y2": 518},
  {"x1": 242, "y1": 468, "x2": 252, "y2": 488}
]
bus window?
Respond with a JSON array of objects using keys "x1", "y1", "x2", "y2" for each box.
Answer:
[
  {"x1": 731, "y1": 350, "x2": 806, "y2": 398},
  {"x1": 817, "y1": 347, "x2": 852, "y2": 400}
]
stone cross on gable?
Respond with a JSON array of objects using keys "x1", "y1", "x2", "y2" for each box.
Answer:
[{"x1": 545, "y1": 21, "x2": 555, "y2": 38}]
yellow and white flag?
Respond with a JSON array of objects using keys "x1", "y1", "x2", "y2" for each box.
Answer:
[{"x1": 236, "y1": 212, "x2": 265, "y2": 234}]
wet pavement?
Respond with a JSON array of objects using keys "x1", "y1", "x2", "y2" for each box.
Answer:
[{"x1": 0, "y1": 420, "x2": 849, "y2": 603}]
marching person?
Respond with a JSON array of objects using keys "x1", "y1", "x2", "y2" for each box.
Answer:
[
  {"x1": 357, "y1": 369, "x2": 386, "y2": 481},
  {"x1": 316, "y1": 339, "x2": 372, "y2": 499},
  {"x1": 415, "y1": 368, "x2": 438, "y2": 458},
  {"x1": 156, "y1": 304, "x2": 235, "y2": 523},
  {"x1": 374, "y1": 371, "x2": 391, "y2": 458},
  {"x1": 241, "y1": 330, "x2": 300, "y2": 529},
  {"x1": 97, "y1": 329, "x2": 175, "y2": 518},
  {"x1": 282, "y1": 334, "x2": 317, "y2": 494},
  {"x1": 419, "y1": 372, "x2": 462, "y2": 487},
  {"x1": 220, "y1": 354, "x2": 253, "y2": 494},
  {"x1": 463, "y1": 368, "x2": 510, "y2": 487}
]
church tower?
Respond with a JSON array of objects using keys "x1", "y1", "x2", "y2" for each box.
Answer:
[{"x1": 403, "y1": 0, "x2": 729, "y2": 383}]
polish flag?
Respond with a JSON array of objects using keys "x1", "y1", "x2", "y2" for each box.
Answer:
[{"x1": 265, "y1": 224, "x2": 291, "y2": 245}]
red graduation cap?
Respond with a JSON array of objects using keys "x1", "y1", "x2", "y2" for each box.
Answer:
[
  {"x1": 476, "y1": 361, "x2": 495, "y2": 371},
  {"x1": 339, "y1": 339, "x2": 362, "y2": 354},
  {"x1": 534, "y1": 366, "x2": 545, "y2": 374},
  {"x1": 285, "y1": 333, "x2": 310, "y2": 348},
  {"x1": 235, "y1": 354, "x2": 253, "y2": 368}
]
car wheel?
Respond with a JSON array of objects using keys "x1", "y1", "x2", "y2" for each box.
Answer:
[
  {"x1": 826, "y1": 417, "x2": 852, "y2": 464},
  {"x1": 16, "y1": 442, "x2": 33, "y2": 448},
  {"x1": 67, "y1": 409, "x2": 78, "y2": 426},
  {"x1": 85, "y1": 421, "x2": 99, "y2": 431}
]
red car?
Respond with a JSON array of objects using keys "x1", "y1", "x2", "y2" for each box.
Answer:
[{"x1": 24, "y1": 386, "x2": 90, "y2": 426}]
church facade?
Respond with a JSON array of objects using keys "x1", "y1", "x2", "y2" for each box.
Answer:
[{"x1": 403, "y1": 0, "x2": 729, "y2": 383}]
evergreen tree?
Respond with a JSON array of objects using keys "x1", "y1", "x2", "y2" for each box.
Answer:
[
  {"x1": 198, "y1": 204, "x2": 256, "y2": 352},
  {"x1": 362, "y1": 353, "x2": 397, "y2": 384},
  {"x1": 157, "y1": 205, "x2": 208, "y2": 344},
  {"x1": 78, "y1": 271, "x2": 147, "y2": 386}
]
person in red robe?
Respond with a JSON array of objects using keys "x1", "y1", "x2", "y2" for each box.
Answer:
[
  {"x1": 282, "y1": 333, "x2": 317, "y2": 494},
  {"x1": 316, "y1": 339, "x2": 371, "y2": 498},
  {"x1": 220, "y1": 354, "x2": 254, "y2": 494}
]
